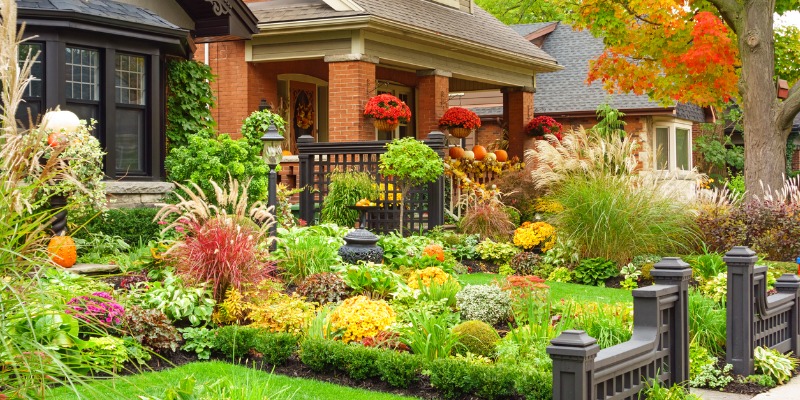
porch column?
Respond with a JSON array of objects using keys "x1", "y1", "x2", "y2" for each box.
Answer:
[
  {"x1": 325, "y1": 54, "x2": 378, "y2": 142},
  {"x1": 416, "y1": 69, "x2": 451, "y2": 138},
  {"x1": 502, "y1": 86, "x2": 535, "y2": 160}
]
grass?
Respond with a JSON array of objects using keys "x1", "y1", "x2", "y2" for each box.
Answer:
[
  {"x1": 47, "y1": 361, "x2": 419, "y2": 400},
  {"x1": 459, "y1": 273, "x2": 632, "y2": 305}
]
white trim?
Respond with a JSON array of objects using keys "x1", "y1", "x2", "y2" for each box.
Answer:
[{"x1": 652, "y1": 118, "x2": 693, "y2": 172}]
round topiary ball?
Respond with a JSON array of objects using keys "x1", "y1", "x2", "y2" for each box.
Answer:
[{"x1": 452, "y1": 320, "x2": 500, "y2": 357}]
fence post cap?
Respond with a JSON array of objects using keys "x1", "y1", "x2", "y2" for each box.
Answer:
[
  {"x1": 775, "y1": 274, "x2": 800, "y2": 291},
  {"x1": 550, "y1": 330, "x2": 597, "y2": 347},
  {"x1": 651, "y1": 257, "x2": 692, "y2": 282},
  {"x1": 427, "y1": 130, "x2": 446, "y2": 139},
  {"x1": 297, "y1": 135, "x2": 315, "y2": 144},
  {"x1": 653, "y1": 257, "x2": 690, "y2": 270},
  {"x1": 723, "y1": 246, "x2": 758, "y2": 262}
]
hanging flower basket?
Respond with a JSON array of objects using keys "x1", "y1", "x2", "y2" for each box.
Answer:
[
  {"x1": 525, "y1": 116, "x2": 563, "y2": 140},
  {"x1": 439, "y1": 107, "x2": 481, "y2": 138},
  {"x1": 448, "y1": 126, "x2": 473, "y2": 138},
  {"x1": 373, "y1": 119, "x2": 400, "y2": 131},
  {"x1": 364, "y1": 94, "x2": 411, "y2": 129}
]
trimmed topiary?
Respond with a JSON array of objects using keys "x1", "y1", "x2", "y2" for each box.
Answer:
[
  {"x1": 452, "y1": 320, "x2": 500, "y2": 357},
  {"x1": 455, "y1": 284, "x2": 512, "y2": 325}
]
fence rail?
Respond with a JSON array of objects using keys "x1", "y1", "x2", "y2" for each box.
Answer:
[
  {"x1": 547, "y1": 257, "x2": 691, "y2": 400},
  {"x1": 725, "y1": 246, "x2": 800, "y2": 375},
  {"x1": 297, "y1": 132, "x2": 447, "y2": 234}
]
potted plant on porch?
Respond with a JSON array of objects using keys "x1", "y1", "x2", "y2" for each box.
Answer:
[
  {"x1": 525, "y1": 116, "x2": 563, "y2": 140},
  {"x1": 439, "y1": 106, "x2": 481, "y2": 138},
  {"x1": 364, "y1": 94, "x2": 412, "y2": 131}
]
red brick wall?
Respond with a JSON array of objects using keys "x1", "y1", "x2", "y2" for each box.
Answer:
[
  {"x1": 327, "y1": 60, "x2": 376, "y2": 142},
  {"x1": 474, "y1": 121, "x2": 504, "y2": 148},
  {"x1": 505, "y1": 90, "x2": 534, "y2": 159},
  {"x1": 417, "y1": 74, "x2": 449, "y2": 138}
]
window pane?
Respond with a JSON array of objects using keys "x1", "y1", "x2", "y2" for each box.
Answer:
[
  {"x1": 15, "y1": 101, "x2": 41, "y2": 128},
  {"x1": 676, "y1": 128, "x2": 690, "y2": 170},
  {"x1": 115, "y1": 108, "x2": 145, "y2": 173},
  {"x1": 65, "y1": 47, "x2": 99, "y2": 101},
  {"x1": 115, "y1": 54, "x2": 145, "y2": 105},
  {"x1": 65, "y1": 103, "x2": 98, "y2": 126},
  {"x1": 18, "y1": 43, "x2": 43, "y2": 98},
  {"x1": 656, "y1": 127, "x2": 670, "y2": 170}
]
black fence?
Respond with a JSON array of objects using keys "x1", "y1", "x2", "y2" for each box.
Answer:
[
  {"x1": 296, "y1": 132, "x2": 447, "y2": 234},
  {"x1": 725, "y1": 246, "x2": 800, "y2": 375},
  {"x1": 548, "y1": 258, "x2": 691, "y2": 400}
]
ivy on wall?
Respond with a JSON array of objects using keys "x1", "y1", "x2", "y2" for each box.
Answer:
[{"x1": 166, "y1": 59, "x2": 216, "y2": 149}]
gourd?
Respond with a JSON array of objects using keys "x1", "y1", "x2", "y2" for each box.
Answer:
[
  {"x1": 448, "y1": 146, "x2": 465, "y2": 159},
  {"x1": 41, "y1": 110, "x2": 80, "y2": 147},
  {"x1": 48, "y1": 236, "x2": 77, "y2": 268},
  {"x1": 462, "y1": 150, "x2": 475, "y2": 160},
  {"x1": 485, "y1": 153, "x2": 497, "y2": 162},
  {"x1": 472, "y1": 145, "x2": 487, "y2": 161},
  {"x1": 493, "y1": 150, "x2": 508, "y2": 162}
]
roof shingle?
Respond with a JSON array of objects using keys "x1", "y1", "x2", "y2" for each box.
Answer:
[{"x1": 17, "y1": 0, "x2": 181, "y2": 30}]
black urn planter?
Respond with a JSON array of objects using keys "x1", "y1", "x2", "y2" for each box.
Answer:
[{"x1": 338, "y1": 228, "x2": 384, "y2": 264}]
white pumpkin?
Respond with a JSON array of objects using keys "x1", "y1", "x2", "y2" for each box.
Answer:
[
  {"x1": 485, "y1": 153, "x2": 497, "y2": 162},
  {"x1": 41, "y1": 110, "x2": 81, "y2": 133},
  {"x1": 462, "y1": 150, "x2": 475, "y2": 160}
]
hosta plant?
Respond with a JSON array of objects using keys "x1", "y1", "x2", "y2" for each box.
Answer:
[
  {"x1": 574, "y1": 258, "x2": 619, "y2": 287},
  {"x1": 475, "y1": 239, "x2": 521, "y2": 264},
  {"x1": 338, "y1": 262, "x2": 402, "y2": 299},
  {"x1": 754, "y1": 346, "x2": 798, "y2": 384}
]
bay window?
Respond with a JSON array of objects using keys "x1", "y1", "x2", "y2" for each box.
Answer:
[
  {"x1": 654, "y1": 122, "x2": 692, "y2": 171},
  {"x1": 15, "y1": 43, "x2": 43, "y2": 127}
]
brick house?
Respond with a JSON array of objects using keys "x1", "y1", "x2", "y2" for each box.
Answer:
[
  {"x1": 458, "y1": 22, "x2": 714, "y2": 175},
  {"x1": 198, "y1": 0, "x2": 561, "y2": 160},
  {"x1": 15, "y1": 0, "x2": 258, "y2": 205}
]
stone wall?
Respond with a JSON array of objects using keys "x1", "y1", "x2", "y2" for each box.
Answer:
[{"x1": 105, "y1": 181, "x2": 175, "y2": 209}]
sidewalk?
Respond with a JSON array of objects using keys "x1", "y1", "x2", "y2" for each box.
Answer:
[{"x1": 692, "y1": 374, "x2": 800, "y2": 400}]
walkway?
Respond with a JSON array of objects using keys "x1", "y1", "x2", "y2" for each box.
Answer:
[{"x1": 692, "y1": 374, "x2": 800, "y2": 399}]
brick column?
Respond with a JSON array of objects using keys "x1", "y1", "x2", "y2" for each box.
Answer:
[
  {"x1": 502, "y1": 87, "x2": 535, "y2": 160},
  {"x1": 416, "y1": 69, "x2": 451, "y2": 139},
  {"x1": 325, "y1": 54, "x2": 378, "y2": 142}
]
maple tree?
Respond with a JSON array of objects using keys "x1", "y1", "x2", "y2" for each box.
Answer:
[
  {"x1": 562, "y1": 0, "x2": 800, "y2": 199},
  {"x1": 475, "y1": 0, "x2": 564, "y2": 24}
]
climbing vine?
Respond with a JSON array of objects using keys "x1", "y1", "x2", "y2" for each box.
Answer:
[{"x1": 166, "y1": 59, "x2": 216, "y2": 149}]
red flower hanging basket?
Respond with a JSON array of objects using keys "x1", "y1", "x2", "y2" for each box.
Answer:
[
  {"x1": 373, "y1": 119, "x2": 400, "y2": 131},
  {"x1": 364, "y1": 94, "x2": 411, "y2": 129},
  {"x1": 439, "y1": 107, "x2": 481, "y2": 138}
]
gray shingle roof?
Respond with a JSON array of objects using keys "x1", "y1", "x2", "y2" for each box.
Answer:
[
  {"x1": 533, "y1": 22, "x2": 691, "y2": 117},
  {"x1": 511, "y1": 22, "x2": 554, "y2": 37},
  {"x1": 17, "y1": 0, "x2": 180, "y2": 30},
  {"x1": 248, "y1": 0, "x2": 556, "y2": 63}
]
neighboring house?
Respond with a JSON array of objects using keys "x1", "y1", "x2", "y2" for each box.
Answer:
[
  {"x1": 15, "y1": 0, "x2": 258, "y2": 206},
  {"x1": 199, "y1": 0, "x2": 560, "y2": 159},
  {"x1": 458, "y1": 22, "x2": 713, "y2": 174}
]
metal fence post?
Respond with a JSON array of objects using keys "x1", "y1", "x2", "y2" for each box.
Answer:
[
  {"x1": 649, "y1": 257, "x2": 692, "y2": 384},
  {"x1": 775, "y1": 274, "x2": 800, "y2": 356},
  {"x1": 547, "y1": 330, "x2": 599, "y2": 400},
  {"x1": 297, "y1": 135, "x2": 315, "y2": 225},
  {"x1": 724, "y1": 246, "x2": 758, "y2": 375}
]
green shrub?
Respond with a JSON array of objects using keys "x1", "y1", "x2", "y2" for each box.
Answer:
[
  {"x1": 550, "y1": 173, "x2": 698, "y2": 264},
  {"x1": 509, "y1": 252, "x2": 542, "y2": 276},
  {"x1": 179, "y1": 327, "x2": 215, "y2": 360},
  {"x1": 295, "y1": 272, "x2": 351, "y2": 304},
  {"x1": 396, "y1": 311, "x2": 462, "y2": 361},
  {"x1": 428, "y1": 358, "x2": 516, "y2": 400},
  {"x1": 74, "y1": 207, "x2": 161, "y2": 246},
  {"x1": 513, "y1": 365, "x2": 553, "y2": 400},
  {"x1": 456, "y1": 285, "x2": 512, "y2": 325},
  {"x1": 547, "y1": 267, "x2": 573, "y2": 282},
  {"x1": 574, "y1": 257, "x2": 619, "y2": 286},
  {"x1": 166, "y1": 59, "x2": 215, "y2": 149},
  {"x1": 299, "y1": 338, "x2": 341, "y2": 372},
  {"x1": 339, "y1": 344, "x2": 382, "y2": 380},
  {"x1": 374, "y1": 350, "x2": 424, "y2": 388},
  {"x1": 250, "y1": 332, "x2": 298, "y2": 366},
  {"x1": 122, "y1": 305, "x2": 181, "y2": 353},
  {"x1": 337, "y1": 262, "x2": 402, "y2": 299},
  {"x1": 320, "y1": 170, "x2": 379, "y2": 227},
  {"x1": 451, "y1": 320, "x2": 500, "y2": 357},
  {"x1": 272, "y1": 227, "x2": 343, "y2": 283},
  {"x1": 240, "y1": 109, "x2": 286, "y2": 151},
  {"x1": 475, "y1": 239, "x2": 521, "y2": 264},
  {"x1": 213, "y1": 326, "x2": 258, "y2": 359}
]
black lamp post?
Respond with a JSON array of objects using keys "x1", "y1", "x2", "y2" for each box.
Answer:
[{"x1": 260, "y1": 123, "x2": 283, "y2": 250}]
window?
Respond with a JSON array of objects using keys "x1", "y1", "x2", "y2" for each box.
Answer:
[
  {"x1": 65, "y1": 47, "x2": 100, "y2": 122},
  {"x1": 115, "y1": 53, "x2": 147, "y2": 174},
  {"x1": 654, "y1": 122, "x2": 692, "y2": 171},
  {"x1": 16, "y1": 43, "x2": 43, "y2": 126}
]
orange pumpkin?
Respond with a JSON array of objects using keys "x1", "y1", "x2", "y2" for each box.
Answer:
[
  {"x1": 423, "y1": 244, "x2": 445, "y2": 262},
  {"x1": 494, "y1": 150, "x2": 508, "y2": 162},
  {"x1": 472, "y1": 145, "x2": 487, "y2": 161},
  {"x1": 48, "y1": 236, "x2": 77, "y2": 268},
  {"x1": 282, "y1": 150, "x2": 293, "y2": 156},
  {"x1": 448, "y1": 146, "x2": 465, "y2": 159}
]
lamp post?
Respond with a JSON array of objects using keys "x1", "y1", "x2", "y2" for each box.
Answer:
[{"x1": 260, "y1": 122, "x2": 283, "y2": 251}]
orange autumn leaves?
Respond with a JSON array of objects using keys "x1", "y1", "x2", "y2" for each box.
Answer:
[{"x1": 574, "y1": 0, "x2": 739, "y2": 107}]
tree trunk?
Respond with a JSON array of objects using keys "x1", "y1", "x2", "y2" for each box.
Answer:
[{"x1": 740, "y1": 0, "x2": 785, "y2": 200}]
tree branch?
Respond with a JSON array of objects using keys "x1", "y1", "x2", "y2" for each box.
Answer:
[
  {"x1": 778, "y1": 83, "x2": 800, "y2": 129},
  {"x1": 618, "y1": 3, "x2": 661, "y2": 26},
  {"x1": 706, "y1": 0, "x2": 742, "y2": 34}
]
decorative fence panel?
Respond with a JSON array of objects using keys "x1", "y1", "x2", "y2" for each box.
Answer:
[
  {"x1": 724, "y1": 246, "x2": 800, "y2": 375},
  {"x1": 297, "y1": 132, "x2": 447, "y2": 234},
  {"x1": 548, "y1": 258, "x2": 691, "y2": 400}
]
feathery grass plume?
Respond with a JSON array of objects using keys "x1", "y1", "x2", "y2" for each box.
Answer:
[
  {"x1": 525, "y1": 127, "x2": 639, "y2": 193},
  {"x1": 154, "y1": 176, "x2": 275, "y2": 237}
]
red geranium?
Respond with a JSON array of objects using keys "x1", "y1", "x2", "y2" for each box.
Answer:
[
  {"x1": 438, "y1": 107, "x2": 481, "y2": 130},
  {"x1": 525, "y1": 116, "x2": 563, "y2": 139},
  {"x1": 364, "y1": 94, "x2": 412, "y2": 124}
]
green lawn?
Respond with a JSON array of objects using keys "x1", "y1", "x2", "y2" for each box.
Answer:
[
  {"x1": 459, "y1": 273, "x2": 633, "y2": 304},
  {"x1": 48, "y1": 361, "x2": 419, "y2": 400}
]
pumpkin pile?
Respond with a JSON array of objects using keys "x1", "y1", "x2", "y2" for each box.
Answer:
[
  {"x1": 447, "y1": 146, "x2": 510, "y2": 162},
  {"x1": 48, "y1": 235, "x2": 77, "y2": 268}
]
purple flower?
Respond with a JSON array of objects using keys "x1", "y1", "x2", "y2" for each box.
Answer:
[{"x1": 66, "y1": 292, "x2": 125, "y2": 326}]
